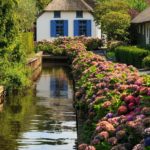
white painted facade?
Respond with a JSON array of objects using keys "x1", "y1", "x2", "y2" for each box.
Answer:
[{"x1": 37, "y1": 11, "x2": 101, "y2": 41}]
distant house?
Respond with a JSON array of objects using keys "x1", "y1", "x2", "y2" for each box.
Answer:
[
  {"x1": 132, "y1": 7, "x2": 150, "y2": 46},
  {"x1": 36, "y1": 0, "x2": 101, "y2": 41}
]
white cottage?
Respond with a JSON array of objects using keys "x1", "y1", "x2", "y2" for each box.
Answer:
[{"x1": 36, "y1": 0, "x2": 101, "y2": 41}]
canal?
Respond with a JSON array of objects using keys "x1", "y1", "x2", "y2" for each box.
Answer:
[{"x1": 0, "y1": 63, "x2": 77, "y2": 150}]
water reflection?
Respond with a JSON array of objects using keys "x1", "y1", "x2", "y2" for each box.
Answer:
[
  {"x1": 0, "y1": 63, "x2": 77, "y2": 150},
  {"x1": 50, "y1": 78, "x2": 68, "y2": 98}
]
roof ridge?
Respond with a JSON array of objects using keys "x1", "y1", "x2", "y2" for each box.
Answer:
[
  {"x1": 44, "y1": 0, "x2": 93, "y2": 12},
  {"x1": 81, "y1": 0, "x2": 93, "y2": 11}
]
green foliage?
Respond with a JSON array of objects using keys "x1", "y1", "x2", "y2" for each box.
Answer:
[
  {"x1": 0, "y1": 0, "x2": 20, "y2": 47},
  {"x1": 0, "y1": 90, "x2": 36, "y2": 149},
  {"x1": 81, "y1": 123, "x2": 96, "y2": 143},
  {"x1": 94, "y1": 0, "x2": 131, "y2": 41},
  {"x1": 106, "y1": 51, "x2": 116, "y2": 60},
  {"x1": 94, "y1": 0, "x2": 130, "y2": 22},
  {"x1": 6, "y1": 35, "x2": 26, "y2": 63},
  {"x1": 0, "y1": 0, "x2": 34, "y2": 92},
  {"x1": 96, "y1": 0, "x2": 149, "y2": 12},
  {"x1": 52, "y1": 46, "x2": 66, "y2": 56},
  {"x1": 95, "y1": 142, "x2": 111, "y2": 150},
  {"x1": 101, "y1": 11, "x2": 131, "y2": 40},
  {"x1": 143, "y1": 55, "x2": 150, "y2": 68},
  {"x1": 17, "y1": 0, "x2": 36, "y2": 31},
  {"x1": 107, "y1": 40, "x2": 125, "y2": 50},
  {"x1": 35, "y1": 41, "x2": 66, "y2": 56},
  {"x1": 0, "y1": 61, "x2": 31, "y2": 92},
  {"x1": 85, "y1": 38, "x2": 103, "y2": 50},
  {"x1": 125, "y1": 0, "x2": 148, "y2": 12},
  {"x1": 143, "y1": 75, "x2": 150, "y2": 87},
  {"x1": 115, "y1": 46, "x2": 149, "y2": 68},
  {"x1": 20, "y1": 32, "x2": 34, "y2": 56},
  {"x1": 36, "y1": 0, "x2": 51, "y2": 12}
]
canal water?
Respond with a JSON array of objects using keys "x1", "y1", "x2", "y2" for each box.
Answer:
[{"x1": 0, "y1": 63, "x2": 77, "y2": 150}]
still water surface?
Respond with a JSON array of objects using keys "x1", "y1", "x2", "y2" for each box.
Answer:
[{"x1": 0, "y1": 63, "x2": 77, "y2": 150}]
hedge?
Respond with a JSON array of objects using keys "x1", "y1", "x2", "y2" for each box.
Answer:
[
  {"x1": 143, "y1": 55, "x2": 150, "y2": 68},
  {"x1": 21, "y1": 32, "x2": 34, "y2": 56},
  {"x1": 115, "y1": 46, "x2": 149, "y2": 68}
]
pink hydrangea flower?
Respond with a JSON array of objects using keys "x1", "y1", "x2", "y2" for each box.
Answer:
[{"x1": 99, "y1": 131, "x2": 109, "y2": 140}]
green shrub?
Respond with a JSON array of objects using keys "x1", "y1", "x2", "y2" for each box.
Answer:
[
  {"x1": 106, "y1": 51, "x2": 116, "y2": 60},
  {"x1": 35, "y1": 41, "x2": 54, "y2": 54},
  {"x1": 0, "y1": 61, "x2": 31, "y2": 92},
  {"x1": 52, "y1": 46, "x2": 66, "y2": 56},
  {"x1": 35, "y1": 40, "x2": 66, "y2": 56},
  {"x1": 85, "y1": 38, "x2": 103, "y2": 51},
  {"x1": 107, "y1": 40, "x2": 125, "y2": 51},
  {"x1": 0, "y1": 32, "x2": 33, "y2": 92},
  {"x1": 20, "y1": 32, "x2": 34, "y2": 56},
  {"x1": 115, "y1": 46, "x2": 149, "y2": 68},
  {"x1": 143, "y1": 55, "x2": 150, "y2": 68}
]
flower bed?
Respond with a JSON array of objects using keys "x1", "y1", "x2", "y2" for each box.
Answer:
[
  {"x1": 35, "y1": 36, "x2": 103, "y2": 55},
  {"x1": 71, "y1": 53, "x2": 150, "y2": 150},
  {"x1": 38, "y1": 37, "x2": 150, "y2": 150}
]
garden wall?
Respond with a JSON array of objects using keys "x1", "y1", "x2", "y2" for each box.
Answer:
[{"x1": 27, "y1": 51, "x2": 43, "y2": 81}]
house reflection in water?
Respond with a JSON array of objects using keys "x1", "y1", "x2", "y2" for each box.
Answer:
[
  {"x1": 36, "y1": 64, "x2": 73, "y2": 100},
  {"x1": 50, "y1": 77, "x2": 68, "y2": 98}
]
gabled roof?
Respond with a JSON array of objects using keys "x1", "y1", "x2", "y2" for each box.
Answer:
[
  {"x1": 132, "y1": 7, "x2": 150, "y2": 23},
  {"x1": 44, "y1": 0, "x2": 93, "y2": 12}
]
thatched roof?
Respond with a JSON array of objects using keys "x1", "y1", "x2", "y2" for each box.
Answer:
[
  {"x1": 44, "y1": 0, "x2": 93, "y2": 12},
  {"x1": 132, "y1": 7, "x2": 150, "y2": 23},
  {"x1": 84, "y1": 0, "x2": 96, "y2": 8}
]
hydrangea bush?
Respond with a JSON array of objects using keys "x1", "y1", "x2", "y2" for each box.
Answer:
[
  {"x1": 37, "y1": 37, "x2": 150, "y2": 150},
  {"x1": 61, "y1": 38, "x2": 150, "y2": 150}
]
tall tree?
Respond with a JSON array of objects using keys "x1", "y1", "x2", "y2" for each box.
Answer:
[
  {"x1": 94, "y1": 0, "x2": 131, "y2": 41},
  {"x1": 125, "y1": 0, "x2": 148, "y2": 12},
  {"x1": 36, "y1": 0, "x2": 51, "y2": 12},
  {"x1": 17, "y1": 0, "x2": 37, "y2": 31}
]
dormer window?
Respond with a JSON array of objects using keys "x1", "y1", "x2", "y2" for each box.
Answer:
[
  {"x1": 76, "y1": 11, "x2": 83, "y2": 18},
  {"x1": 54, "y1": 11, "x2": 61, "y2": 18}
]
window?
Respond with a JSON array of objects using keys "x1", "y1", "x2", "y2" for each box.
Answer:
[
  {"x1": 76, "y1": 11, "x2": 83, "y2": 18},
  {"x1": 74, "y1": 20, "x2": 91, "y2": 37},
  {"x1": 54, "y1": 11, "x2": 61, "y2": 18},
  {"x1": 50, "y1": 20, "x2": 68, "y2": 37},
  {"x1": 56, "y1": 20, "x2": 64, "y2": 36},
  {"x1": 79, "y1": 20, "x2": 87, "y2": 36}
]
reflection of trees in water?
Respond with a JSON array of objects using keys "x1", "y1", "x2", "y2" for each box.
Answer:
[
  {"x1": 0, "y1": 91, "x2": 36, "y2": 150},
  {"x1": 0, "y1": 64, "x2": 76, "y2": 150}
]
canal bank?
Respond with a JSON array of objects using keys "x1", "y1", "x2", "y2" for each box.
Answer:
[{"x1": 27, "y1": 52, "x2": 43, "y2": 81}]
